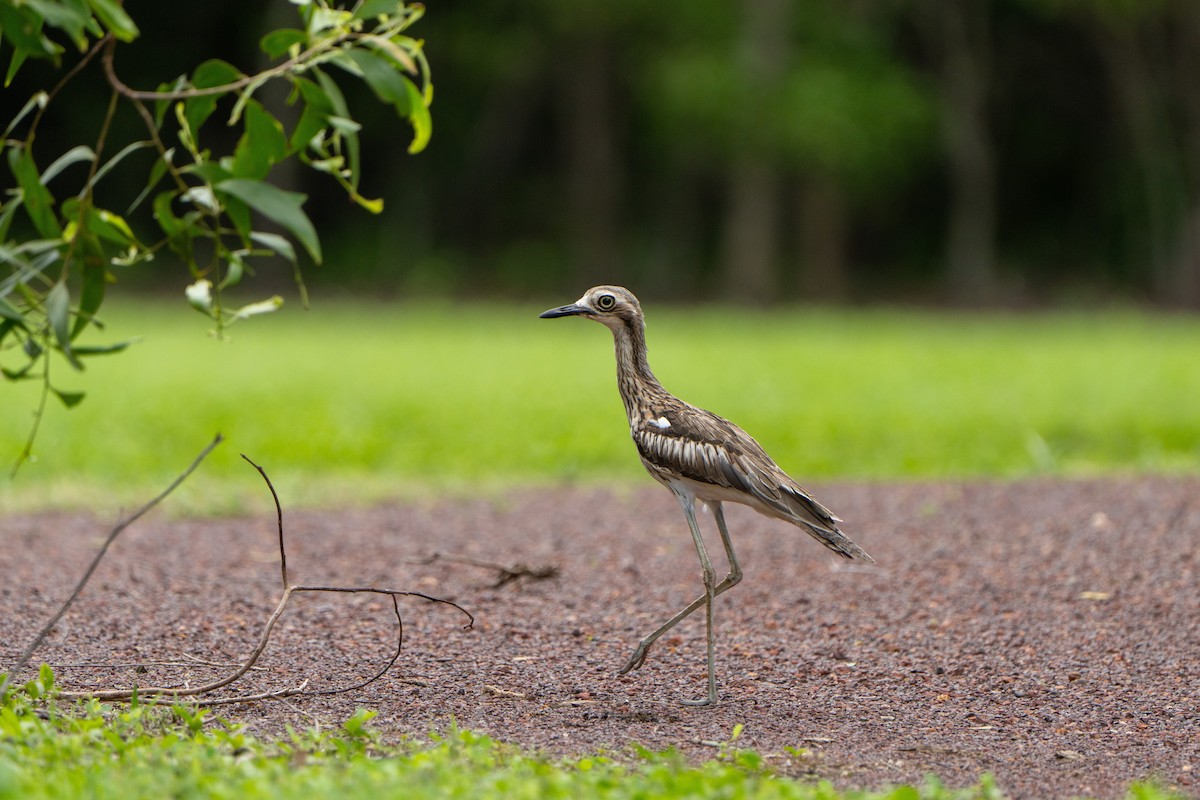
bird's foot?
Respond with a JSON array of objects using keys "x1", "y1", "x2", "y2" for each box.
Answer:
[
  {"x1": 618, "y1": 642, "x2": 652, "y2": 675},
  {"x1": 682, "y1": 674, "x2": 718, "y2": 707}
]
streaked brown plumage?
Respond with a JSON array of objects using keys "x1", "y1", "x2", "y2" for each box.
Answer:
[{"x1": 540, "y1": 285, "x2": 872, "y2": 706}]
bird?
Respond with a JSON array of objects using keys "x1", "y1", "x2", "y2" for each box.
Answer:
[{"x1": 539, "y1": 285, "x2": 873, "y2": 706}]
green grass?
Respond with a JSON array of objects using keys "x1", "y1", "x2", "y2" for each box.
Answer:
[
  {"x1": 4, "y1": 299, "x2": 1200, "y2": 512},
  {"x1": 0, "y1": 673, "x2": 1183, "y2": 800}
]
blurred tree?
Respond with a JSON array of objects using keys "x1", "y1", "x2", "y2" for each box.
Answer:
[
  {"x1": 552, "y1": 2, "x2": 625, "y2": 288},
  {"x1": 643, "y1": 0, "x2": 935, "y2": 302},
  {"x1": 913, "y1": 0, "x2": 999, "y2": 301},
  {"x1": 716, "y1": 0, "x2": 789, "y2": 303},
  {"x1": 1023, "y1": 0, "x2": 1200, "y2": 305},
  {"x1": 8, "y1": 0, "x2": 1195, "y2": 307}
]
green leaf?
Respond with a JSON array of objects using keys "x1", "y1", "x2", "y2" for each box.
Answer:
[
  {"x1": 42, "y1": 145, "x2": 96, "y2": 183},
  {"x1": 2, "y1": 91, "x2": 49, "y2": 140},
  {"x1": 72, "y1": 261, "x2": 107, "y2": 337},
  {"x1": 342, "y1": 49, "x2": 412, "y2": 114},
  {"x1": 73, "y1": 340, "x2": 136, "y2": 356},
  {"x1": 184, "y1": 59, "x2": 244, "y2": 138},
  {"x1": 0, "y1": 295, "x2": 25, "y2": 324},
  {"x1": 401, "y1": 74, "x2": 431, "y2": 154},
  {"x1": 52, "y1": 387, "x2": 86, "y2": 408},
  {"x1": 39, "y1": 663, "x2": 56, "y2": 692},
  {"x1": 25, "y1": 0, "x2": 95, "y2": 51},
  {"x1": 0, "y1": 195, "x2": 20, "y2": 241},
  {"x1": 152, "y1": 190, "x2": 184, "y2": 237},
  {"x1": 315, "y1": 69, "x2": 359, "y2": 187},
  {"x1": 260, "y1": 28, "x2": 307, "y2": 59},
  {"x1": 91, "y1": 140, "x2": 154, "y2": 187},
  {"x1": 87, "y1": 208, "x2": 138, "y2": 246},
  {"x1": 84, "y1": 0, "x2": 140, "y2": 42},
  {"x1": 8, "y1": 148, "x2": 62, "y2": 238},
  {"x1": 152, "y1": 191, "x2": 200, "y2": 268},
  {"x1": 249, "y1": 230, "x2": 297, "y2": 264},
  {"x1": 344, "y1": 41, "x2": 433, "y2": 155},
  {"x1": 1, "y1": 353, "x2": 35, "y2": 381},
  {"x1": 220, "y1": 251, "x2": 244, "y2": 289},
  {"x1": 231, "y1": 101, "x2": 287, "y2": 180},
  {"x1": 222, "y1": 194, "x2": 252, "y2": 241},
  {"x1": 128, "y1": 148, "x2": 174, "y2": 213},
  {"x1": 153, "y1": 77, "x2": 187, "y2": 128},
  {"x1": 354, "y1": 0, "x2": 402, "y2": 20},
  {"x1": 361, "y1": 34, "x2": 417, "y2": 74},
  {"x1": 288, "y1": 78, "x2": 335, "y2": 154},
  {"x1": 215, "y1": 179, "x2": 321, "y2": 264},
  {"x1": 188, "y1": 160, "x2": 234, "y2": 186},
  {"x1": 46, "y1": 280, "x2": 82, "y2": 370},
  {"x1": 0, "y1": 3, "x2": 63, "y2": 82}
]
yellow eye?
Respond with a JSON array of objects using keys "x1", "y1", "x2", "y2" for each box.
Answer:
[{"x1": 596, "y1": 293, "x2": 616, "y2": 311}]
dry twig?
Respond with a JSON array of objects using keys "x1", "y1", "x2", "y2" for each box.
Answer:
[
  {"x1": 3, "y1": 441, "x2": 473, "y2": 706},
  {"x1": 411, "y1": 552, "x2": 560, "y2": 588}
]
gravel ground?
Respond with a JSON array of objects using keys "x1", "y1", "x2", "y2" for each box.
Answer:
[{"x1": 2, "y1": 478, "x2": 1197, "y2": 799}]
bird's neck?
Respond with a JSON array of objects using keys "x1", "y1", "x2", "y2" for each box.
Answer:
[{"x1": 611, "y1": 317, "x2": 667, "y2": 415}]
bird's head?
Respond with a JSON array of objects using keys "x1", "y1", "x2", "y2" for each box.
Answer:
[{"x1": 538, "y1": 285, "x2": 642, "y2": 332}]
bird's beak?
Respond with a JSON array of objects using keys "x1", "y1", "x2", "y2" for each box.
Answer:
[{"x1": 539, "y1": 303, "x2": 589, "y2": 319}]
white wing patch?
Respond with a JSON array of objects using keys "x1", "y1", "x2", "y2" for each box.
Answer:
[{"x1": 649, "y1": 416, "x2": 671, "y2": 430}]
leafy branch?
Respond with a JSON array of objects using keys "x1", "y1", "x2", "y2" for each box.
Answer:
[{"x1": 1, "y1": 0, "x2": 433, "y2": 472}]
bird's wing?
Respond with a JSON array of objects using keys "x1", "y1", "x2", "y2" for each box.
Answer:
[
  {"x1": 631, "y1": 404, "x2": 841, "y2": 530},
  {"x1": 632, "y1": 404, "x2": 872, "y2": 562}
]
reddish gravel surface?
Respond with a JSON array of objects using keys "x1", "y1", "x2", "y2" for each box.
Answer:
[{"x1": 3, "y1": 478, "x2": 1198, "y2": 799}]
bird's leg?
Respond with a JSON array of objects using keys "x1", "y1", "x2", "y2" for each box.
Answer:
[
  {"x1": 619, "y1": 493, "x2": 721, "y2": 706},
  {"x1": 618, "y1": 502, "x2": 744, "y2": 677},
  {"x1": 711, "y1": 502, "x2": 743, "y2": 589},
  {"x1": 682, "y1": 499, "x2": 718, "y2": 706}
]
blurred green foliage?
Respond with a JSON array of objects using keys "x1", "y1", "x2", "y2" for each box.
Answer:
[{"x1": 6, "y1": 0, "x2": 1200, "y2": 309}]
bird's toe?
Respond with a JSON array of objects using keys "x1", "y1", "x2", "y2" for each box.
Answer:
[{"x1": 618, "y1": 644, "x2": 651, "y2": 674}]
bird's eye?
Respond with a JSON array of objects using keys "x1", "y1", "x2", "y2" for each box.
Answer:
[{"x1": 596, "y1": 293, "x2": 616, "y2": 311}]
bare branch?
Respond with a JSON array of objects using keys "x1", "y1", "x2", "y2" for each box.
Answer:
[
  {"x1": 413, "y1": 552, "x2": 561, "y2": 588},
  {"x1": 44, "y1": 452, "x2": 473, "y2": 706},
  {"x1": 100, "y1": 35, "x2": 313, "y2": 102},
  {"x1": 242, "y1": 453, "x2": 288, "y2": 590},
  {"x1": 296, "y1": 592, "x2": 404, "y2": 698},
  {"x1": 193, "y1": 679, "x2": 311, "y2": 707},
  {"x1": 61, "y1": 587, "x2": 295, "y2": 701}
]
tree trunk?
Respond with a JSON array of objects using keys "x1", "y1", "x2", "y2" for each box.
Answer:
[
  {"x1": 934, "y1": 2, "x2": 999, "y2": 303},
  {"x1": 717, "y1": 0, "x2": 788, "y2": 303},
  {"x1": 644, "y1": 163, "x2": 703, "y2": 300},
  {"x1": 1166, "y1": 4, "x2": 1200, "y2": 306},
  {"x1": 796, "y1": 178, "x2": 849, "y2": 301},
  {"x1": 719, "y1": 159, "x2": 780, "y2": 302},
  {"x1": 1091, "y1": 21, "x2": 1182, "y2": 302},
  {"x1": 561, "y1": 36, "x2": 622, "y2": 287}
]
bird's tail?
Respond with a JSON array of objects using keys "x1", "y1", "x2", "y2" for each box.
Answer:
[
  {"x1": 800, "y1": 521, "x2": 874, "y2": 563},
  {"x1": 777, "y1": 483, "x2": 874, "y2": 562}
]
